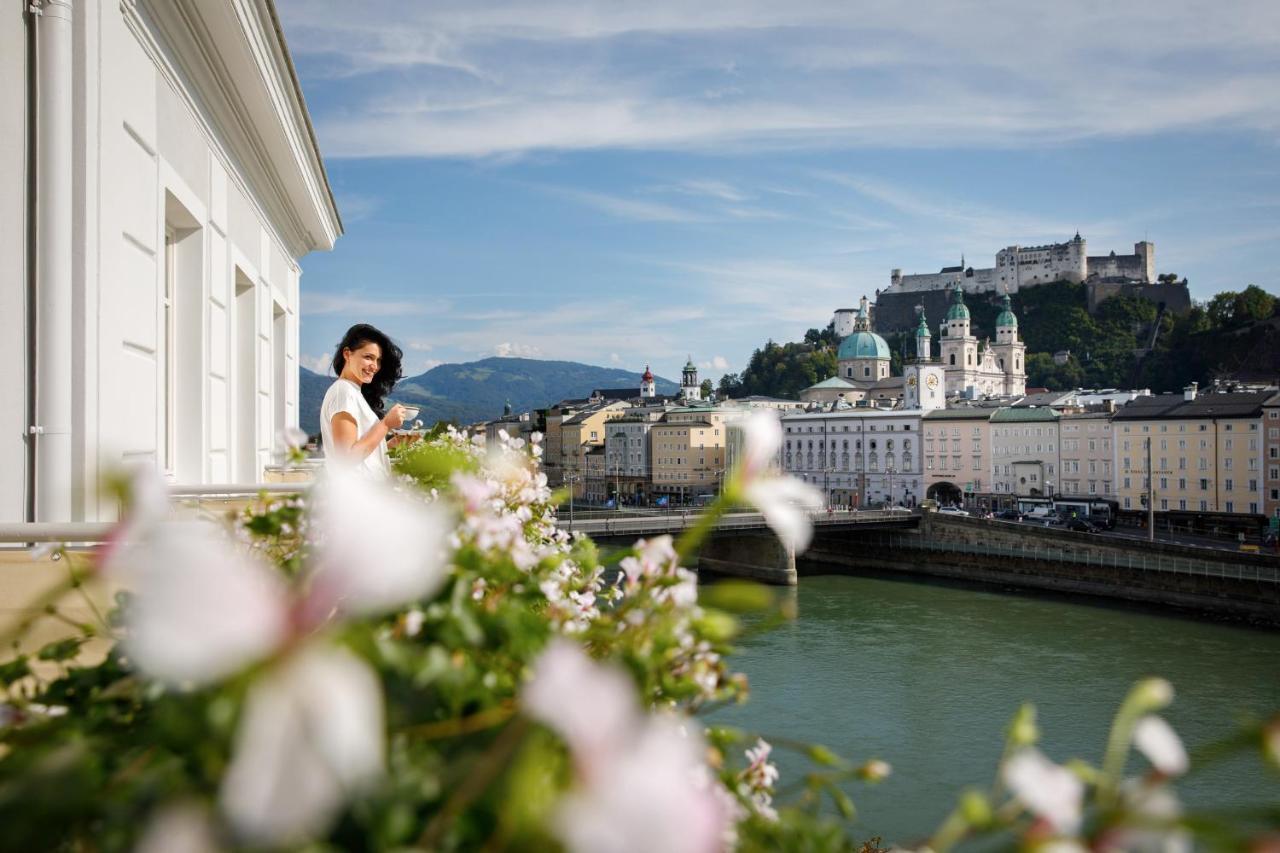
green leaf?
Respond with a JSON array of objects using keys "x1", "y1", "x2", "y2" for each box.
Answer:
[
  {"x1": 0, "y1": 655, "x2": 30, "y2": 686},
  {"x1": 699, "y1": 580, "x2": 774, "y2": 614},
  {"x1": 37, "y1": 637, "x2": 85, "y2": 663}
]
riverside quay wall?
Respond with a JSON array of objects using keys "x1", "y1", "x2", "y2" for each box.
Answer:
[{"x1": 802, "y1": 514, "x2": 1280, "y2": 626}]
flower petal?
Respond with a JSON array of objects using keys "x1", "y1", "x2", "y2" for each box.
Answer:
[
  {"x1": 555, "y1": 716, "x2": 729, "y2": 853},
  {"x1": 1002, "y1": 748, "x2": 1083, "y2": 835},
  {"x1": 310, "y1": 468, "x2": 454, "y2": 615},
  {"x1": 744, "y1": 476, "x2": 824, "y2": 553},
  {"x1": 117, "y1": 521, "x2": 290, "y2": 686},
  {"x1": 1134, "y1": 715, "x2": 1189, "y2": 776},
  {"x1": 739, "y1": 411, "x2": 782, "y2": 482},
  {"x1": 524, "y1": 639, "x2": 638, "y2": 776},
  {"x1": 220, "y1": 645, "x2": 384, "y2": 844}
]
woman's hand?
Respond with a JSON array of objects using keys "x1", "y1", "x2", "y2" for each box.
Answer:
[{"x1": 383, "y1": 404, "x2": 407, "y2": 430}]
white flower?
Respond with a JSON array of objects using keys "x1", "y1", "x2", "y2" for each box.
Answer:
[
  {"x1": 1134, "y1": 715, "x2": 1189, "y2": 776},
  {"x1": 736, "y1": 412, "x2": 824, "y2": 552},
  {"x1": 310, "y1": 468, "x2": 453, "y2": 616},
  {"x1": 220, "y1": 645, "x2": 384, "y2": 844},
  {"x1": 525, "y1": 640, "x2": 637, "y2": 776},
  {"x1": 1003, "y1": 748, "x2": 1083, "y2": 835},
  {"x1": 555, "y1": 716, "x2": 729, "y2": 853},
  {"x1": 276, "y1": 426, "x2": 309, "y2": 452},
  {"x1": 1114, "y1": 781, "x2": 1191, "y2": 853},
  {"x1": 113, "y1": 521, "x2": 290, "y2": 686}
]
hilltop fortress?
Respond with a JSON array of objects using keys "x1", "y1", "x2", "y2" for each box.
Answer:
[{"x1": 871, "y1": 233, "x2": 1189, "y2": 333}]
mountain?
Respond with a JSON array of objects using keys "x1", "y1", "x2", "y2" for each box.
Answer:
[{"x1": 300, "y1": 357, "x2": 680, "y2": 436}]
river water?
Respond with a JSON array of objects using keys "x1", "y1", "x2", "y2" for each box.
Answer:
[{"x1": 708, "y1": 572, "x2": 1280, "y2": 846}]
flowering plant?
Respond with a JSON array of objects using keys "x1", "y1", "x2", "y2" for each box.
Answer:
[{"x1": 0, "y1": 414, "x2": 1275, "y2": 851}]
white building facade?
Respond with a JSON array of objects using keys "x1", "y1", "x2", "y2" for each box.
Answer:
[
  {"x1": 781, "y1": 409, "x2": 925, "y2": 508},
  {"x1": 3, "y1": 0, "x2": 340, "y2": 522},
  {"x1": 989, "y1": 409, "x2": 1062, "y2": 499}
]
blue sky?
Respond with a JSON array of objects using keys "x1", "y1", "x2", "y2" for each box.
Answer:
[{"x1": 278, "y1": 0, "x2": 1280, "y2": 383}]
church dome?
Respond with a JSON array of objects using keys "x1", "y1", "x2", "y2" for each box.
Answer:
[
  {"x1": 838, "y1": 330, "x2": 890, "y2": 360},
  {"x1": 996, "y1": 293, "x2": 1018, "y2": 328},
  {"x1": 945, "y1": 286, "x2": 970, "y2": 321},
  {"x1": 642, "y1": 364, "x2": 654, "y2": 382}
]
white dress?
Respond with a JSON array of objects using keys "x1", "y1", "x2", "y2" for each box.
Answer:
[{"x1": 319, "y1": 378, "x2": 391, "y2": 479}]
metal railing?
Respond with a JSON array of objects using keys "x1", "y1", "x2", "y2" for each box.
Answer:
[
  {"x1": 860, "y1": 531, "x2": 1280, "y2": 585},
  {"x1": 568, "y1": 508, "x2": 918, "y2": 538}
]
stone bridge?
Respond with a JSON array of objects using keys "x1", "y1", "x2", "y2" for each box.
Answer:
[{"x1": 567, "y1": 509, "x2": 920, "y2": 586}]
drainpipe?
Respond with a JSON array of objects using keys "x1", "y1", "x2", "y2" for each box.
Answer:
[{"x1": 31, "y1": 0, "x2": 74, "y2": 521}]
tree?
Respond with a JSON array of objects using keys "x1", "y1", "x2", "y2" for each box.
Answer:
[
  {"x1": 1206, "y1": 292, "x2": 1237, "y2": 327},
  {"x1": 700, "y1": 378, "x2": 714, "y2": 398},
  {"x1": 717, "y1": 372, "x2": 743, "y2": 398},
  {"x1": 1233, "y1": 285, "x2": 1276, "y2": 322}
]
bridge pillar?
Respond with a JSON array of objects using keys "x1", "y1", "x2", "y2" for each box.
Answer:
[{"x1": 698, "y1": 531, "x2": 797, "y2": 586}]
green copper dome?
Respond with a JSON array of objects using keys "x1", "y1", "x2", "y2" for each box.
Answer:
[
  {"x1": 996, "y1": 292, "x2": 1018, "y2": 328},
  {"x1": 945, "y1": 287, "x2": 970, "y2": 321},
  {"x1": 915, "y1": 310, "x2": 931, "y2": 337},
  {"x1": 837, "y1": 330, "x2": 891, "y2": 360}
]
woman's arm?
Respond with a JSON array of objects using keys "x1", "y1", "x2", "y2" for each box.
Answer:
[{"x1": 330, "y1": 405, "x2": 406, "y2": 461}]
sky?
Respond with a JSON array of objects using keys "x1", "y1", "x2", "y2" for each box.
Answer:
[{"x1": 277, "y1": 0, "x2": 1280, "y2": 384}]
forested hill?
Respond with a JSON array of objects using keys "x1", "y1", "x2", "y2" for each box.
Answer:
[
  {"x1": 300, "y1": 357, "x2": 679, "y2": 436},
  {"x1": 717, "y1": 282, "x2": 1279, "y2": 398}
]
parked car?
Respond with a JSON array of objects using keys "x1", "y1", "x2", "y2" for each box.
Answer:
[
  {"x1": 995, "y1": 509, "x2": 1024, "y2": 521},
  {"x1": 937, "y1": 506, "x2": 970, "y2": 517},
  {"x1": 1064, "y1": 517, "x2": 1099, "y2": 533}
]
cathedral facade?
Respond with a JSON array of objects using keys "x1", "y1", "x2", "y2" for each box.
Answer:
[{"x1": 936, "y1": 287, "x2": 1026, "y2": 397}]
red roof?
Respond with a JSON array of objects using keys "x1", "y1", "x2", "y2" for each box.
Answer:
[{"x1": 642, "y1": 365, "x2": 654, "y2": 381}]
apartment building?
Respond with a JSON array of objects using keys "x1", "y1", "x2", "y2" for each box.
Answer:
[
  {"x1": 781, "y1": 408, "x2": 924, "y2": 507},
  {"x1": 1112, "y1": 387, "x2": 1268, "y2": 516},
  {"x1": 922, "y1": 408, "x2": 994, "y2": 506},
  {"x1": 990, "y1": 408, "x2": 1061, "y2": 499},
  {"x1": 1059, "y1": 412, "x2": 1115, "y2": 498},
  {"x1": 1266, "y1": 392, "x2": 1280, "y2": 520},
  {"x1": 558, "y1": 402, "x2": 631, "y2": 498},
  {"x1": 650, "y1": 411, "x2": 729, "y2": 502}
]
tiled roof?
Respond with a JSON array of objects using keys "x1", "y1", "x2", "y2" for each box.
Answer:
[
  {"x1": 924, "y1": 408, "x2": 994, "y2": 420},
  {"x1": 990, "y1": 407, "x2": 1060, "y2": 422},
  {"x1": 1112, "y1": 390, "x2": 1270, "y2": 420}
]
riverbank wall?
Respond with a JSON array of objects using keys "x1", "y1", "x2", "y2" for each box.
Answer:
[{"x1": 803, "y1": 514, "x2": 1280, "y2": 626}]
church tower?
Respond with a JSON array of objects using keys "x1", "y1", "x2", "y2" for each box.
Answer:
[
  {"x1": 939, "y1": 286, "x2": 979, "y2": 395},
  {"x1": 640, "y1": 364, "x2": 656, "y2": 399},
  {"x1": 990, "y1": 292, "x2": 1027, "y2": 395},
  {"x1": 681, "y1": 356, "x2": 701, "y2": 402},
  {"x1": 903, "y1": 310, "x2": 945, "y2": 411}
]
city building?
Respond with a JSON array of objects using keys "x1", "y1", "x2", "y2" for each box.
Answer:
[
  {"x1": 902, "y1": 310, "x2": 946, "y2": 413},
  {"x1": 922, "y1": 408, "x2": 995, "y2": 506},
  {"x1": 781, "y1": 409, "x2": 924, "y2": 507},
  {"x1": 938, "y1": 288, "x2": 1026, "y2": 397},
  {"x1": 884, "y1": 233, "x2": 1154, "y2": 296},
  {"x1": 2, "y1": 0, "x2": 341, "y2": 522},
  {"x1": 1266, "y1": 392, "x2": 1280, "y2": 521},
  {"x1": 1112, "y1": 386, "x2": 1269, "y2": 517},
  {"x1": 990, "y1": 408, "x2": 1061, "y2": 499},
  {"x1": 558, "y1": 402, "x2": 632, "y2": 498},
  {"x1": 604, "y1": 410, "x2": 666, "y2": 503},
  {"x1": 583, "y1": 446, "x2": 609, "y2": 503},
  {"x1": 1058, "y1": 412, "x2": 1115, "y2": 498},
  {"x1": 650, "y1": 407, "x2": 731, "y2": 502},
  {"x1": 680, "y1": 357, "x2": 702, "y2": 402}
]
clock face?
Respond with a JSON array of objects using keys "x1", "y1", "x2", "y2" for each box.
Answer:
[
  {"x1": 906, "y1": 375, "x2": 917, "y2": 387},
  {"x1": 926, "y1": 374, "x2": 940, "y2": 388}
]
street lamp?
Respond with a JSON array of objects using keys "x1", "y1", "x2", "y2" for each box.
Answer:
[{"x1": 565, "y1": 470, "x2": 581, "y2": 531}]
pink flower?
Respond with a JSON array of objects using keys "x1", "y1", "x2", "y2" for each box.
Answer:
[{"x1": 525, "y1": 642, "x2": 730, "y2": 853}]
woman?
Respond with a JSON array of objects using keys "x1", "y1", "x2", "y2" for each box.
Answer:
[{"x1": 320, "y1": 324, "x2": 408, "y2": 479}]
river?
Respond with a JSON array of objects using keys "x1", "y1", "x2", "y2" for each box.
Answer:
[{"x1": 709, "y1": 572, "x2": 1280, "y2": 846}]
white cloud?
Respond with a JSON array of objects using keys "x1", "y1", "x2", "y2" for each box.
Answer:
[
  {"x1": 301, "y1": 353, "x2": 333, "y2": 374},
  {"x1": 534, "y1": 184, "x2": 706, "y2": 223},
  {"x1": 699, "y1": 355, "x2": 731, "y2": 371},
  {"x1": 279, "y1": 0, "x2": 1280, "y2": 159},
  {"x1": 405, "y1": 339, "x2": 434, "y2": 351},
  {"x1": 303, "y1": 293, "x2": 428, "y2": 316},
  {"x1": 609, "y1": 352, "x2": 622, "y2": 364},
  {"x1": 494, "y1": 341, "x2": 544, "y2": 358}
]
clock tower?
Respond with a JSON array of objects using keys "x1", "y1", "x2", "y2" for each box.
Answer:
[{"x1": 903, "y1": 309, "x2": 946, "y2": 412}]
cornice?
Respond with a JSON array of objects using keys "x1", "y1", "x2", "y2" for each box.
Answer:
[{"x1": 124, "y1": 0, "x2": 341, "y2": 258}]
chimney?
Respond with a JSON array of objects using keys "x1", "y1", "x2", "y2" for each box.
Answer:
[{"x1": 1183, "y1": 382, "x2": 1198, "y2": 402}]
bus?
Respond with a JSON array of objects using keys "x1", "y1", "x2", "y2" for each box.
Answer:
[{"x1": 1051, "y1": 496, "x2": 1119, "y2": 529}]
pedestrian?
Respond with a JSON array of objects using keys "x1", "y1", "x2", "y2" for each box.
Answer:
[{"x1": 320, "y1": 323, "x2": 408, "y2": 479}]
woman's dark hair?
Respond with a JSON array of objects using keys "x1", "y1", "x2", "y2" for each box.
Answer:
[{"x1": 331, "y1": 324, "x2": 403, "y2": 418}]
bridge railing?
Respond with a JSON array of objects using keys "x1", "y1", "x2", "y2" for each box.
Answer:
[
  {"x1": 868, "y1": 532, "x2": 1280, "y2": 585},
  {"x1": 566, "y1": 509, "x2": 917, "y2": 538}
]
